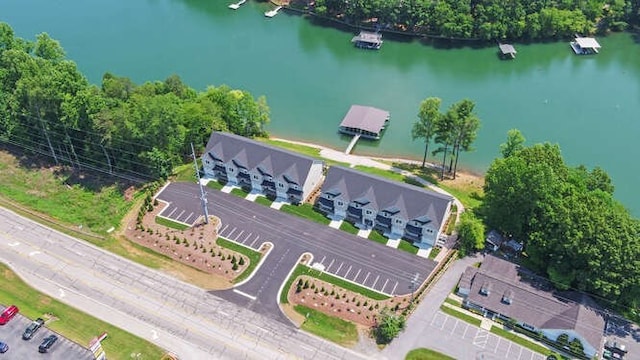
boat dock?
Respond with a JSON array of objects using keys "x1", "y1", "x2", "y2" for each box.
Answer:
[
  {"x1": 344, "y1": 134, "x2": 361, "y2": 154},
  {"x1": 498, "y1": 43, "x2": 517, "y2": 59},
  {"x1": 228, "y1": 0, "x2": 246, "y2": 10},
  {"x1": 265, "y1": 6, "x2": 282, "y2": 18},
  {"x1": 570, "y1": 36, "x2": 601, "y2": 55},
  {"x1": 351, "y1": 31, "x2": 383, "y2": 50}
]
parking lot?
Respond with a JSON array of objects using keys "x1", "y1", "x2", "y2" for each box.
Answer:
[
  {"x1": 0, "y1": 311, "x2": 93, "y2": 359},
  {"x1": 430, "y1": 311, "x2": 547, "y2": 360},
  {"x1": 157, "y1": 201, "x2": 201, "y2": 227}
]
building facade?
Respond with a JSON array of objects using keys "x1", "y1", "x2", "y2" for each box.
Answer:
[{"x1": 201, "y1": 132, "x2": 324, "y2": 204}]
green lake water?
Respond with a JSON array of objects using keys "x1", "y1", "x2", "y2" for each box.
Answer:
[{"x1": 2, "y1": 0, "x2": 639, "y2": 214}]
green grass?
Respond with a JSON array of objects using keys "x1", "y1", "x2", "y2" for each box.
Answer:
[
  {"x1": 254, "y1": 196, "x2": 273, "y2": 206},
  {"x1": 155, "y1": 216, "x2": 190, "y2": 231},
  {"x1": 171, "y1": 162, "x2": 198, "y2": 182},
  {"x1": 230, "y1": 187, "x2": 249, "y2": 198},
  {"x1": 206, "y1": 180, "x2": 224, "y2": 190},
  {"x1": 294, "y1": 305, "x2": 358, "y2": 346},
  {"x1": 445, "y1": 211, "x2": 458, "y2": 235},
  {"x1": 260, "y1": 139, "x2": 322, "y2": 158},
  {"x1": 280, "y1": 203, "x2": 330, "y2": 225},
  {"x1": 354, "y1": 165, "x2": 406, "y2": 182},
  {"x1": 280, "y1": 264, "x2": 389, "y2": 304},
  {"x1": 368, "y1": 230, "x2": 388, "y2": 245},
  {"x1": 437, "y1": 183, "x2": 483, "y2": 210},
  {"x1": 216, "y1": 237, "x2": 262, "y2": 283},
  {"x1": 398, "y1": 239, "x2": 419, "y2": 254},
  {"x1": 439, "y1": 305, "x2": 482, "y2": 327},
  {"x1": 490, "y1": 326, "x2": 553, "y2": 356},
  {"x1": 428, "y1": 247, "x2": 441, "y2": 259},
  {"x1": 405, "y1": 348, "x2": 455, "y2": 360},
  {"x1": 0, "y1": 262, "x2": 165, "y2": 360},
  {"x1": 444, "y1": 297, "x2": 461, "y2": 307},
  {"x1": 339, "y1": 221, "x2": 360, "y2": 235}
]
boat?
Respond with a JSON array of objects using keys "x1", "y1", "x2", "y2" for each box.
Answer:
[
  {"x1": 264, "y1": 6, "x2": 282, "y2": 18},
  {"x1": 228, "y1": 0, "x2": 246, "y2": 10},
  {"x1": 351, "y1": 31, "x2": 383, "y2": 50}
]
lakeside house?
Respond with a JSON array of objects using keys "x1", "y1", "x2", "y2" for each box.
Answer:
[
  {"x1": 458, "y1": 256, "x2": 605, "y2": 358},
  {"x1": 338, "y1": 105, "x2": 390, "y2": 140},
  {"x1": 316, "y1": 166, "x2": 453, "y2": 252},
  {"x1": 201, "y1": 132, "x2": 324, "y2": 204}
]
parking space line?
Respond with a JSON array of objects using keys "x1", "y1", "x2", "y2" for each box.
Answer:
[
  {"x1": 241, "y1": 232, "x2": 252, "y2": 243},
  {"x1": 390, "y1": 281, "x2": 398, "y2": 295},
  {"x1": 184, "y1": 212, "x2": 194, "y2": 223},
  {"x1": 371, "y1": 275, "x2": 380, "y2": 289},
  {"x1": 440, "y1": 315, "x2": 448, "y2": 330},
  {"x1": 380, "y1": 279, "x2": 389, "y2": 293},
  {"x1": 249, "y1": 235, "x2": 259, "y2": 248},
  {"x1": 352, "y1": 269, "x2": 361, "y2": 281},
  {"x1": 176, "y1": 209, "x2": 185, "y2": 219},
  {"x1": 326, "y1": 259, "x2": 335, "y2": 271},
  {"x1": 227, "y1": 227, "x2": 237, "y2": 238},
  {"x1": 516, "y1": 346, "x2": 522, "y2": 360},
  {"x1": 220, "y1": 224, "x2": 229, "y2": 234},
  {"x1": 335, "y1": 262, "x2": 344, "y2": 274},
  {"x1": 451, "y1": 319, "x2": 458, "y2": 334},
  {"x1": 318, "y1": 256, "x2": 326, "y2": 265},
  {"x1": 502, "y1": 339, "x2": 509, "y2": 355},
  {"x1": 234, "y1": 230, "x2": 244, "y2": 241},
  {"x1": 343, "y1": 265, "x2": 352, "y2": 278},
  {"x1": 362, "y1": 272, "x2": 370, "y2": 285},
  {"x1": 167, "y1": 207, "x2": 178, "y2": 218},
  {"x1": 462, "y1": 323, "x2": 469, "y2": 338}
]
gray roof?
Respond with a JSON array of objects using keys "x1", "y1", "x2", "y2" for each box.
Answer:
[
  {"x1": 351, "y1": 31, "x2": 382, "y2": 44},
  {"x1": 498, "y1": 44, "x2": 517, "y2": 54},
  {"x1": 486, "y1": 229, "x2": 505, "y2": 247},
  {"x1": 204, "y1": 132, "x2": 321, "y2": 185},
  {"x1": 339, "y1": 105, "x2": 389, "y2": 135},
  {"x1": 466, "y1": 256, "x2": 604, "y2": 350},
  {"x1": 575, "y1": 37, "x2": 601, "y2": 49},
  {"x1": 321, "y1": 166, "x2": 453, "y2": 229}
]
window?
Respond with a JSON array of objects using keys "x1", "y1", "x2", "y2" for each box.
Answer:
[
  {"x1": 278, "y1": 183, "x2": 284, "y2": 188},
  {"x1": 365, "y1": 210, "x2": 372, "y2": 215},
  {"x1": 337, "y1": 201, "x2": 343, "y2": 206},
  {"x1": 395, "y1": 219, "x2": 402, "y2": 224}
]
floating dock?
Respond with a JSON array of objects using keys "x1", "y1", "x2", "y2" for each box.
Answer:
[
  {"x1": 570, "y1": 36, "x2": 601, "y2": 55},
  {"x1": 265, "y1": 6, "x2": 283, "y2": 18},
  {"x1": 228, "y1": 0, "x2": 246, "y2": 10},
  {"x1": 351, "y1": 31, "x2": 383, "y2": 50},
  {"x1": 498, "y1": 43, "x2": 517, "y2": 59}
]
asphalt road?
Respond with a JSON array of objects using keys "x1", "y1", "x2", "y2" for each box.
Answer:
[
  {"x1": 0, "y1": 206, "x2": 373, "y2": 360},
  {"x1": 157, "y1": 182, "x2": 437, "y2": 325}
]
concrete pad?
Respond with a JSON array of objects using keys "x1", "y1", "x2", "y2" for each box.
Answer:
[
  {"x1": 270, "y1": 200, "x2": 285, "y2": 210},
  {"x1": 221, "y1": 185, "x2": 234, "y2": 193},
  {"x1": 329, "y1": 219, "x2": 342, "y2": 229},
  {"x1": 357, "y1": 228, "x2": 371, "y2": 238},
  {"x1": 480, "y1": 318, "x2": 493, "y2": 330},
  {"x1": 386, "y1": 238, "x2": 400, "y2": 249},
  {"x1": 245, "y1": 192, "x2": 260, "y2": 201},
  {"x1": 199, "y1": 178, "x2": 211, "y2": 186},
  {"x1": 416, "y1": 248, "x2": 432, "y2": 258}
]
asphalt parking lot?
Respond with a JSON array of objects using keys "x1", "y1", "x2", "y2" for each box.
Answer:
[
  {"x1": 430, "y1": 311, "x2": 547, "y2": 360},
  {"x1": 605, "y1": 315, "x2": 639, "y2": 359},
  {"x1": 0, "y1": 310, "x2": 93, "y2": 360}
]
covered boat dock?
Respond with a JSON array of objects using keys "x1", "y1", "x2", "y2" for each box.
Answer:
[
  {"x1": 339, "y1": 105, "x2": 390, "y2": 153},
  {"x1": 570, "y1": 36, "x2": 601, "y2": 55},
  {"x1": 498, "y1": 43, "x2": 517, "y2": 59},
  {"x1": 351, "y1": 31, "x2": 383, "y2": 50}
]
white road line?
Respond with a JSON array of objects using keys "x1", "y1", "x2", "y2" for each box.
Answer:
[
  {"x1": 233, "y1": 289, "x2": 257, "y2": 300},
  {"x1": 362, "y1": 272, "x2": 370, "y2": 285},
  {"x1": 234, "y1": 230, "x2": 245, "y2": 241},
  {"x1": 184, "y1": 212, "x2": 194, "y2": 223},
  {"x1": 227, "y1": 227, "x2": 237, "y2": 238},
  {"x1": 218, "y1": 311, "x2": 229, "y2": 317},
  {"x1": 495, "y1": 336, "x2": 502, "y2": 352},
  {"x1": 167, "y1": 207, "x2": 178, "y2": 218},
  {"x1": 353, "y1": 269, "x2": 362, "y2": 281},
  {"x1": 371, "y1": 275, "x2": 380, "y2": 289},
  {"x1": 318, "y1": 256, "x2": 326, "y2": 265},
  {"x1": 249, "y1": 235, "x2": 260, "y2": 248},
  {"x1": 516, "y1": 346, "x2": 522, "y2": 360},
  {"x1": 440, "y1": 316, "x2": 448, "y2": 330},
  {"x1": 343, "y1": 265, "x2": 352, "y2": 278},
  {"x1": 326, "y1": 259, "x2": 335, "y2": 271},
  {"x1": 220, "y1": 224, "x2": 229, "y2": 234},
  {"x1": 335, "y1": 262, "x2": 344, "y2": 274},
  {"x1": 176, "y1": 210, "x2": 185, "y2": 219},
  {"x1": 462, "y1": 324, "x2": 469, "y2": 338},
  {"x1": 242, "y1": 232, "x2": 252, "y2": 243},
  {"x1": 380, "y1": 278, "x2": 389, "y2": 293},
  {"x1": 390, "y1": 281, "x2": 398, "y2": 295}
]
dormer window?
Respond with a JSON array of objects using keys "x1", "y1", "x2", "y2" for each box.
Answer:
[
  {"x1": 501, "y1": 291, "x2": 513, "y2": 304},
  {"x1": 479, "y1": 283, "x2": 491, "y2": 296}
]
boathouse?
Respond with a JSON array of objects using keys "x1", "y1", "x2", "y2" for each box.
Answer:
[
  {"x1": 351, "y1": 31, "x2": 383, "y2": 50},
  {"x1": 498, "y1": 44, "x2": 517, "y2": 59},
  {"x1": 570, "y1": 37, "x2": 601, "y2": 55},
  {"x1": 339, "y1": 105, "x2": 389, "y2": 140}
]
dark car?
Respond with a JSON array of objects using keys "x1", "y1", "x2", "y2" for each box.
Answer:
[
  {"x1": 0, "y1": 340, "x2": 8, "y2": 353},
  {"x1": 22, "y1": 318, "x2": 45, "y2": 340},
  {"x1": 0, "y1": 305, "x2": 19, "y2": 325},
  {"x1": 38, "y1": 335, "x2": 58, "y2": 353}
]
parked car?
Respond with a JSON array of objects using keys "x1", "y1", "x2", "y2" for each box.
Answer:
[
  {"x1": 0, "y1": 305, "x2": 19, "y2": 325},
  {"x1": 0, "y1": 340, "x2": 8, "y2": 353},
  {"x1": 22, "y1": 318, "x2": 45, "y2": 340},
  {"x1": 38, "y1": 335, "x2": 58, "y2": 353}
]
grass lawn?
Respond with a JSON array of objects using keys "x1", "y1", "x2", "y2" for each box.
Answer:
[
  {"x1": 339, "y1": 221, "x2": 359, "y2": 235},
  {"x1": 428, "y1": 247, "x2": 441, "y2": 259},
  {"x1": 443, "y1": 297, "x2": 461, "y2": 307},
  {"x1": 171, "y1": 162, "x2": 197, "y2": 183},
  {"x1": 254, "y1": 196, "x2": 273, "y2": 206},
  {"x1": 405, "y1": 348, "x2": 455, "y2": 360},
  {"x1": 230, "y1": 187, "x2": 249, "y2": 198},
  {"x1": 0, "y1": 263, "x2": 165, "y2": 359},
  {"x1": 294, "y1": 305, "x2": 358, "y2": 346},
  {"x1": 398, "y1": 239, "x2": 419, "y2": 254},
  {"x1": 354, "y1": 165, "x2": 406, "y2": 182},
  {"x1": 260, "y1": 139, "x2": 322, "y2": 158},
  {"x1": 440, "y1": 305, "x2": 482, "y2": 327},
  {"x1": 490, "y1": 326, "x2": 554, "y2": 356},
  {"x1": 206, "y1": 180, "x2": 224, "y2": 190},
  {"x1": 279, "y1": 203, "x2": 330, "y2": 225},
  {"x1": 445, "y1": 211, "x2": 458, "y2": 235},
  {"x1": 216, "y1": 238, "x2": 262, "y2": 283},
  {"x1": 155, "y1": 216, "x2": 189, "y2": 231},
  {"x1": 281, "y1": 264, "x2": 389, "y2": 303},
  {"x1": 368, "y1": 230, "x2": 388, "y2": 245}
]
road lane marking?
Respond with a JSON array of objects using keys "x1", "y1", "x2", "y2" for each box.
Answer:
[
  {"x1": 362, "y1": 272, "x2": 370, "y2": 285},
  {"x1": 335, "y1": 262, "x2": 344, "y2": 274},
  {"x1": 176, "y1": 210, "x2": 185, "y2": 219},
  {"x1": 318, "y1": 256, "x2": 326, "y2": 265},
  {"x1": 326, "y1": 259, "x2": 335, "y2": 271},
  {"x1": 234, "y1": 230, "x2": 245, "y2": 241},
  {"x1": 343, "y1": 265, "x2": 352, "y2": 278},
  {"x1": 220, "y1": 224, "x2": 229, "y2": 234},
  {"x1": 184, "y1": 212, "x2": 194, "y2": 223},
  {"x1": 233, "y1": 289, "x2": 257, "y2": 300},
  {"x1": 29, "y1": 251, "x2": 41, "y2": 257},
  {"x1": 242, "y1": 232, "x2": 252, "y2": 243},
  {"x1": 227, "y1": 227, "x2": 237, "y2": 238},
  {"x1": 353, "y1": 269, "x2": 362, "y2": 281},
  {"x1": 249, "y1": 235, "x2": 260, "y2": 248},
  {"x1": 390, "y1": 281, "x2": 398, "y2": 295},
  {"x1": 451, "y1": 319, "x2": 458, "y2": 334},
  {"x1": 167, "y1": 207, "x2": 177, "y2": 218},
  {"x1": 371, "y1": 275, "x2": 380, "y2": 289},
  {"x1": 8, "y1": 242, "x2": 20, "y2": 247}
]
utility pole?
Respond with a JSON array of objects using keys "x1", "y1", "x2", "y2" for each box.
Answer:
[{"x1": 191, "y1": 143, "x2": 209, "y2": 224}]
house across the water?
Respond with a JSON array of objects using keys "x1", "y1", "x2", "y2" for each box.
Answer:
[
  {"x1": 351, "y1": 31, "x2": 383, "y2": 50},
  {"x1": 570, "y1": 36, "x2": 601, "y2": 55}
]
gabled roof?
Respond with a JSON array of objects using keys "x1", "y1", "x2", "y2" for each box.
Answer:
[
  {"x1": 465, "y1": 256, "x2": 604, "y2": 351},
  {"x1": 321, "y1": 166, "x2": 453, "y2": 229},
  {"x1": 339, "y1": 105, "x2": 389, "y2": 135},
  {"x1": 204, "y1": 132, "x2": 321, "y2": 185},
  {"x1": 575, "y1": 37, "x2": 601, "y2": 49}
]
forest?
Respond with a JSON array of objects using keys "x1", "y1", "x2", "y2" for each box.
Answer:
[
  {"x1": 0, "y1": 22, "x2": 270, "y2": 181},
  {"x1": 308, "y1": 0, "x2": 640, "y2": 40}
]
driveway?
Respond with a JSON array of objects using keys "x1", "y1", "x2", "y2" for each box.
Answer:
[{"x1": 156, "y1": 182, "x2": 437, "y2": 324}]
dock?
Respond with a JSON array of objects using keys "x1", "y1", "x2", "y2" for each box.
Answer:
[
  {"x1": 228, "y1": 0, "x2": 246, "y2": 10},
  {"x1": 265, "y1": 6, "x2": 282, "y2": 18},
  {"x1": 570, "y1": 36, "x2": 601, "y2": 55},
  {"x1": 344, "y1": 134, "x2": 361, "y2": 154},
  {"x1": 498, "y1": 43, "x2": 517, "y2": 59},
  {"x1": 351, "y1": 31, "x2": 383, "y2": 50}
]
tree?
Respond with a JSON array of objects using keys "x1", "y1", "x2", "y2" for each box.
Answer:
[
  {"x1": 432, "y1": 106, "x2": 456, "y2": 180},
  {"x1": 449, "y1": 99, "x2": 480, "y2": 179},
  {"x1": 412, "y1": 97, "x2": 442, "y2": 168},
  {"x1": 500, "y1": 129, "x2": 526, "y2": 158},
  {"x1": 374, "y1": 308, "x2": 406, "y2": 344},
  {"x1": 456, "y1": 211, "x2": 485, "y2": 257}
]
